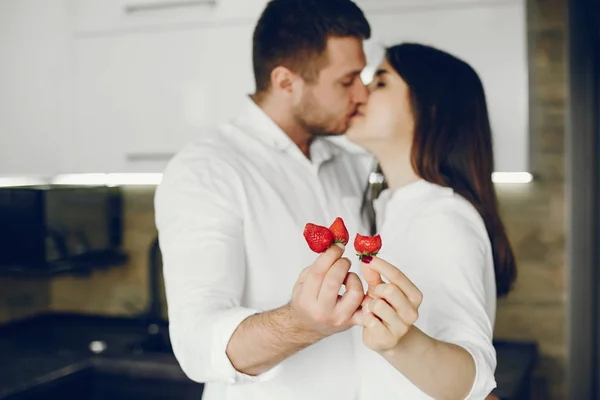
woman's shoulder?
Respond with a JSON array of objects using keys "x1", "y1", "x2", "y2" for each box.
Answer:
[
  {"x1": 376, "y1": 183, "x2": 494, "y2": 283},
  {"x1": 378, "y1": 181, "x2": 490, "y2": 245},
  {"x1": 421, "y1": 186, "x2": 483, "y2": 225},
  {"x1": 405, "y1": 184, "x2": 490, "y2": 250}
]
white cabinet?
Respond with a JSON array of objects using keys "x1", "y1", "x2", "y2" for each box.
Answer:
[
  {"x1": 361, "y1": 0, "x2": 529, "y2": 173},
  {"x1": 0, "y1": 0, "x2": 528, "y2": 176},
  {"x1": 72, "y1": 0, "x2": 268, "y2": 35},
  {"x1": 73, "y1": 22, "x2": 256, "y2": 173},
  {"x1": 0, "y1": 0, "x2": 74, "y2": 176},
  {"x1": 71, "y1": 0, "x2": 267, "y2": 173},
  {"x1": 71, "y1": 0, "x2": 528, "y2": 174}
]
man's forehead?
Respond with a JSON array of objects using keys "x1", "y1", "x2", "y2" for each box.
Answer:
[{"x1": 322, "y1": 36, "x2": 367, "y2": 74}]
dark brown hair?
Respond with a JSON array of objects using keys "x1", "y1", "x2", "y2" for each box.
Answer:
[
  {"x1": 252, "y1": 0, "x2": 371, "y2": 92},
  {"x1": 363, "y1": 43, "x2": 517, "y2": 297}
]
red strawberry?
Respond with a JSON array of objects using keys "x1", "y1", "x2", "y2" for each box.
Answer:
[
  {"x1": 304, "y1": 223, "x2": 334, "y2": 253},
  {"x1": 354, "y1": 233, "x2": 382, "y2": 261},
  {"x1": 328, "y1": 217, "x2": 349, "y2": 245}
]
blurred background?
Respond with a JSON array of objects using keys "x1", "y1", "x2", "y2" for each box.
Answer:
[{"x1": 0, "y1": 0, "x2": 597, "y2": 399}]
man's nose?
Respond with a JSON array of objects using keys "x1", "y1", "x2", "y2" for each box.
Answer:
[{"x1": 353, "y1": 80, "x2": 369, "y2": 105}]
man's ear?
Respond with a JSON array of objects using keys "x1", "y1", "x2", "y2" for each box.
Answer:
[{"x1": 271, "y1": 66, "x2": 296, "y2": 94}]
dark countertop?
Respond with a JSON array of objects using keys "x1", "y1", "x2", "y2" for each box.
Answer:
[
  {"x1": 0, "y1": 312, "x2": 538, "y2": 399},
  {"x1": 0, "y1": 313, "x2": 192, "y2": 399}
]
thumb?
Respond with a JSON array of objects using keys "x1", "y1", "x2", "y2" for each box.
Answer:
[
  {"x1": 351, "y1": 295, "x2": 370, "y2": 326},
  {"x1": 351, "y1": 309, "x2": 364, "y2": 326},
  {"x1": 361, "y1": 262, "x2": 383, "y2": 296}
]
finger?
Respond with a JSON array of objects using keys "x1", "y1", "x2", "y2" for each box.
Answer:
[
  {"x1": 361, "y1": 311, "x2": 392, "y2": 349},
  {"x1": 360, "y1": 310, "x2": 383, "y2": 329},
  {"x1": 373, "y1": 284, "x2": 419, "y2": 325},
  {"x1": 318, "y1": 257, "x2": 352, "y2": 308},
  {"x1": 350, "y1": 296, "x2": 371, "y2": 326},
  {"x1": 351, "y1": 294, "x2": 370, "y2": 326},
  {"x1": 368, "y1": 297, "x2": 410, "y2": 338},
  {"x1": 292, "y1": 266, "x2": 311, "y2": 299},
  {"x1": 361, "y1": 263, "x2": 383, "y2": 296},
  {"x1": 296, "y1": 266, "x2": 311, "y2": 285},
  {"x1": 302, "y1": 244, "x2": 345, "y2": 298},
  {"x1": 335, "y1": 272, "x2": 365, "y2": 320},
  {"x1": 364, "y1": 257, "x2": 423, "y2": 308},
  {"x1": 313, "y1": 243, "x2": 345, "y2": 274},
  {"x1": 359, "y1": 294, "x2": 373, "y2": 315},
  {"x1": 351, "y1": 308, "x2": 364, "y2": 326}
]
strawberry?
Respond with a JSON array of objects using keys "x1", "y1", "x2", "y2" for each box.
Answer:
[
  {"x1": 303, "y1": 223, "x2": 334, "y2": 253},
  {"x1": 328, "y1": 217, "x2": 349, "y2": 245},
  {"x1": 354, "y1": 233, "x2": 382, "y2": 261}
]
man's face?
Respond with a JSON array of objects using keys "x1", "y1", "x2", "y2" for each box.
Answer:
[{"x1": 293, "y1": 36, "x2": 368, "y2": 136}]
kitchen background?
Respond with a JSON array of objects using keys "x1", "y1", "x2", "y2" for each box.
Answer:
[{"x1": 0, "y1": 0, "x2": 577, "y2": 399}]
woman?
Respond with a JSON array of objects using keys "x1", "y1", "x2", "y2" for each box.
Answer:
[{"x1": 346, "y1": 43, "x2": 517, "y2": 399}]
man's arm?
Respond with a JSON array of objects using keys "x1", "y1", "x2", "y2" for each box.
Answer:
[
  {"x1": 225, "y1": 245, "x2": 364, "y2": 376},
  {"x1": 226, "y1": 304, "x2": 321, "y2": 376},
  {"x1": 156, "y1": 153, "x2": 364, "y2": 383}
]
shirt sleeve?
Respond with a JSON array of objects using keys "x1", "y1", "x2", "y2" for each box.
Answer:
[
  {"x1": 154, "y1": 151, "x2": 282, "y2": 384},
  {"x1": 400, "y1": 207, "x2": 497, "y2": 399}
]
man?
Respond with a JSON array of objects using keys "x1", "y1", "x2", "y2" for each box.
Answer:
[{"x1": 155, "y1": 1, "x2": 372, "y2": 399}]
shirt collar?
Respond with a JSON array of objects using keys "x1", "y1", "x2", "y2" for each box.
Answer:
[
  {"x1": 232, "y1": 95, "x2": 341, "y2": 165},
  {"x1": 310, "y1": 137, "x2": 342, "y2": 167},
  {"x1": 233, "y1": 96, "x2": 295, "y2": 152}
]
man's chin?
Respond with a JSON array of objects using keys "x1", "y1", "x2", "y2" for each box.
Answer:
[
  {"x1": 308, "y1": 119, "x2": 353, "y2": 137},
  {"x1": 311, "y1": 130, "x2": 346, "y2": 138}
]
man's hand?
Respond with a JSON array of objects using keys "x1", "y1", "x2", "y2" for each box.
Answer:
[
  {"x1": 225, "y1": 244, "x2": 365, "y2": 376},
  {"x1": 289, "y1": 244, "x2": 365, "y2": 338}
]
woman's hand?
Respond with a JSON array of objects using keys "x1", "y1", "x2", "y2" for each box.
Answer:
[{"x1": 358, "y1": 257, "x2": 423, "y2": 353}]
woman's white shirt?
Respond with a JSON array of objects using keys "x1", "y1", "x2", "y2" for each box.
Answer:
[{"x1": 355, "y1": 179, "x2": 497, "y2": 400}]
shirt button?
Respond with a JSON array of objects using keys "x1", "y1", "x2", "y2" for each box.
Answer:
[{"x1": 228, "y1": 377, "x2": 235, "y2": 384}]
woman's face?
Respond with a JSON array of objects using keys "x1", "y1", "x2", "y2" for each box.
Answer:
[{"x1": 346, "y1": 58, "x2": 415, "y2": 154}]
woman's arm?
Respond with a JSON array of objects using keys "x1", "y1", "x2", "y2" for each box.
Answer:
[
  {"x1": 380, "y1": 325, "x2": 476, "y2": 400},
  {"x1": 358, "y1": 208, "x2": 497, "y2": 399},
  {"x1": 358, "y1": 258, "x2": 477, "y2": 400}
]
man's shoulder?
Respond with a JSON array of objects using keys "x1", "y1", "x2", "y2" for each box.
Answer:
[
  {"x1": 185, "y1": 124, "x2": 238, "y2": 154},
  {"x1": 162, "y1": 124, "x2": 243, "y2": 180}
]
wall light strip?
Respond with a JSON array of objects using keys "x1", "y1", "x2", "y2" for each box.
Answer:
[
  {"x1": 371, "y1": 172, "x2": 534, "y2": 185},
  {"x1": 51, "y1": 173, "x2": 163, "y2": 186},
  {"x1": 0, "y1": 171, "x2": 533, "y2": 188},
  {"x1": 491, "y1": 172, "x2": 533, "y2": 184},
  {"x1": 0, "y1": 176, "x2": 47, "y2": 187}
]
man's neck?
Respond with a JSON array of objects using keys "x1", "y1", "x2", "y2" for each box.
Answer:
[{"x1": 252, "y1": 93, "x2": 313, "y2": 159}]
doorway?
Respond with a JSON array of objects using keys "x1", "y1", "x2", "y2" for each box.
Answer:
[{"x1": 567, "y1": 1, "x2": 600, "y2": 399}]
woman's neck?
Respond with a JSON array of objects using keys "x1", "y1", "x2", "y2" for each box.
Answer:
[{"x1": 376, "y1": 144, "x2": 420, "y2": 192}]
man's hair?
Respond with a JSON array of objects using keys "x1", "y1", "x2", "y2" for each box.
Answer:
[{"x1": 252, "y1": 0, "x2": 371, "y2": 93}]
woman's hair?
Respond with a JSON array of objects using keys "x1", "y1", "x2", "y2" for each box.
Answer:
[{"x1": 361, "y1": 43, "x2": 517, "y2": 297}]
